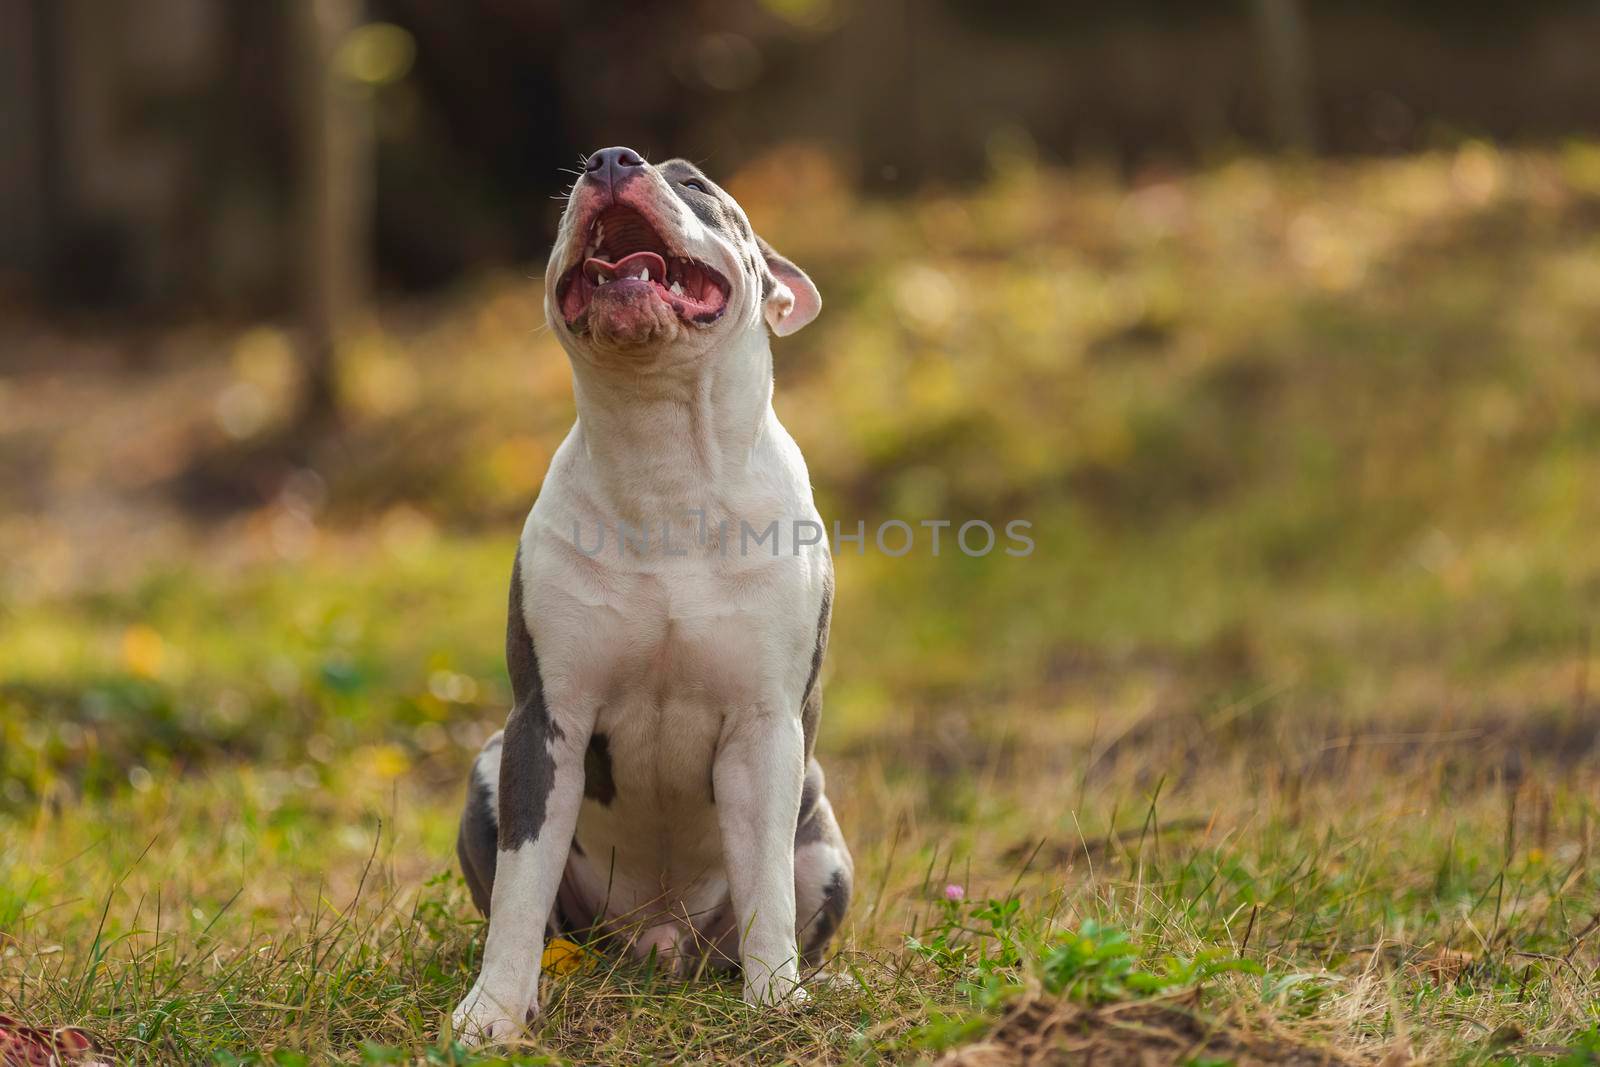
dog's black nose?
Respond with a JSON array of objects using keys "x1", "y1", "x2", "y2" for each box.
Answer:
[{"x1": 585, "y1": 147, "x2": 646, "y2": 190}]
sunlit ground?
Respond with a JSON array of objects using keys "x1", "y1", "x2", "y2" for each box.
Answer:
[{"x1": 3, "y1": 144, "x2": 1600, "y2": 1063}]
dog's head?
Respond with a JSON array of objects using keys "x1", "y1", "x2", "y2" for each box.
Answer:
[{"x1": 548, "y1": 148, "x2": 820, "y2": 368}]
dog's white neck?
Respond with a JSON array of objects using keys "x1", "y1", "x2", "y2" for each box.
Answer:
[{"x1": 566, "y1": 328, "x2": 777, "y2": 523}]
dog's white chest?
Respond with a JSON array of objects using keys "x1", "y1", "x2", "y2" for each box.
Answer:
[
  {"x1": 537, "y1": 546, "x2": 815, "y2": 914},
  {"x1": 591, "y1": 566, "x2": 753, "y2": 734},
  {"x1": 554, "y1": 539, "x2": 804, "y2": 684}
]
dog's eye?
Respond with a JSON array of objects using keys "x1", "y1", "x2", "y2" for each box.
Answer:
[{"x1": 681, "y1": 179, "x2": 710, "y2": 194}]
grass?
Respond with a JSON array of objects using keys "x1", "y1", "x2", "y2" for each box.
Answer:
[{"x1": 4, "y1": 142, "x2": 1600, "y2": 1062}]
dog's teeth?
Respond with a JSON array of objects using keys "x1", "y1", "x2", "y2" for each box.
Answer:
[
  {"x1": 636, "y1": 269, "x2": 649, "y2": 281},
  {"x1": 670, "y1": 281, "x2": 684, "y2": 295}
]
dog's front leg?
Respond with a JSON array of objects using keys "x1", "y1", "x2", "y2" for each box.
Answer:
[
  {"x1": 714, "y1": 703, "x2": 806, "y2": 1007},
  {"x1": 451, "y1": 694, "x2": 591, "y2": 1044}
]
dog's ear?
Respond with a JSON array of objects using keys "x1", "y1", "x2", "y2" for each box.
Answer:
[{"x1": 758, "y1": 237, "x2": 821, "y2": 337}]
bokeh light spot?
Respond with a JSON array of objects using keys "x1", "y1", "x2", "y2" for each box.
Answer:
[{"x1": 336, "y1": 22, "x2": 415, "y2": 87}]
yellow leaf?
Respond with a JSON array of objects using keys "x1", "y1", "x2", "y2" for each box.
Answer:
[{"x1": 541, "y1": 937, "x2": 585, "y2": 976}]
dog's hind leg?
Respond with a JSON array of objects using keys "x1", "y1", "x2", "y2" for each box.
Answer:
[
  {"x1": 457, "y1": 732, "x2": 503, "y2": 916},
  {"x1": 794, "y1": 759, "x2": 852, "y2": 969}
]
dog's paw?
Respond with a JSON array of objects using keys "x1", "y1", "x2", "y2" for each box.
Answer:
[
  {"x1": 450, "y1": 984, "x2": 534, "y2": 1047},
  {"x1": 742, "y1": 972, "x2": 808, "y2": 1010}
]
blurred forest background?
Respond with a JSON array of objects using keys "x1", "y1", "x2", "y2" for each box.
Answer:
[
  {"x1": 7, "y1": 0, "x2": 1600, "y2": 313},
  {"x1": 4, "y1": 1, "x2": 1600, "y2": 1061}
]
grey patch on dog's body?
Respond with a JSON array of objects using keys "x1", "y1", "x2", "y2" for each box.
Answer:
[
  {"x1": 497, "y1": 550, "x2": 562, "y2": 850},
  {"x1": 803, "y1": 868, "x2": 850, "y2": 964},
  {"x1": 583, "y1": 733, "x2": 616, "y2": 805},
  {"x1": 800, "y1": 570, "x2": 833, "y2": 760},
  {"x1": 795, "y1": 780, "x2": 852, "y2": 967},
  {"x1": 796, "y1": 759, "x2": 826, "y2": 844},
  {"x1": 457, "y1": 730, "x2": 602, "y2": 941},
  {"x1": 456, "y1": 738, "x2": 501, "y2": 915}
]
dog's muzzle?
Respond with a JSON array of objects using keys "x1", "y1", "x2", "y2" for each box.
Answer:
[{"x1": 555, "y1": 158, "x2": 731, "y2": 337}]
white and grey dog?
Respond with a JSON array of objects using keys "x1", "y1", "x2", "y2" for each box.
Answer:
[{"x1": 450, "y1": 147, "x2": 851, "y2": 1043}]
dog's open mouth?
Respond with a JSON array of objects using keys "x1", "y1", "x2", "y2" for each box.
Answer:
[{"x1": 556, "y1": 205, "x2": 731, "y2": 331}]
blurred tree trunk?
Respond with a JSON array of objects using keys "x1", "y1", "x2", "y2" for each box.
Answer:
[
  {"x1": 843, "y1": 0, "x2": 924, "y2": 190},
  {"x1": 0, "y1": 1, "x2": 59, "y2": 315},
  {"x1": 1252, "y1": 0, "x2": 1317, "y2": 154},
  {"x1": 287, "y1": 0, "x2": 370, "y2": 436}
]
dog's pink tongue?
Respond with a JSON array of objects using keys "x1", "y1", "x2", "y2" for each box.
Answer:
[{"x1": 585, "y1": 251, "x2": 667, "y2": 283}]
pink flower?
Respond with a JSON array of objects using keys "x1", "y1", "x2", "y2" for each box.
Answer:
[{"x1": 943, "y1": 883, "x2": 965, "y2": 901}]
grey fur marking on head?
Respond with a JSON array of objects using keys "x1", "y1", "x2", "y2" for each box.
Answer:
[
  {"x1": 659, "y1": 159, "x2": 754, "y2": 243},
  {"x1": 498, "y1": 549, "x2": 562, "y2": 850},
  {"x1": 657, "y1": 158, "x2": 801, "y2": 308}
]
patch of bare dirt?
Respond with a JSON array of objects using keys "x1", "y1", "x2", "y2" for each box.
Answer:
[{"x1": 935, "y1": 997, "x2": 1366, "y2": 1067}]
